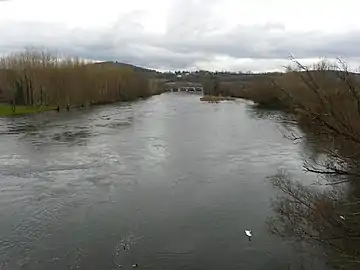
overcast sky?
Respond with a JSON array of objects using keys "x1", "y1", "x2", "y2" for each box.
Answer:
[{"x1": 1, "y1": 0, "x2": 360, "y2": 72}]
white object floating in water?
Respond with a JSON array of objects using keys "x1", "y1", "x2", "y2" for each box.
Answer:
[
  {"x1": 340, "y1": 215, "x2": 345, "y2": 221},
  {"x1": 132, "y1": 264, "x2": 138, "y2": 268},
  {"x1": 245, "y1": 230, "x2": 252, "y2": 238}
]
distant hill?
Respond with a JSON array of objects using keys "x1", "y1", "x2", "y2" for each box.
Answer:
[
  {"x1": 90, "y1": 62, "x2": 278, "y2": 84},
  {"x1": 90, "y1": 61, "x2": 360, "y2": 88},
  {"x1": 92, "y1": 61, "x2": 162, "y2": 78}
]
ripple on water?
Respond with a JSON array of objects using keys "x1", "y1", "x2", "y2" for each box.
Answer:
[{"x1": 0, "y1": 94, "x2": 327, "y2": 270}]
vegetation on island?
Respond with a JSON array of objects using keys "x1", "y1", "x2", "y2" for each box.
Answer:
[
  {"x1": 199, "y1": 95, "x2": 233, "y2": 102},
  {"x1": 197, "y1": 74, "x2": 236, "y2": 103},
  {"x1": 199, "y1": 95, "x2": 236, "y2": 103},
  {"x1": 0, "y1": 48, "x2": 165, "y2": 116}
]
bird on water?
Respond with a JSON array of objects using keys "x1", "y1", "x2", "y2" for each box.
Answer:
[{"x1": 245, "y1": 230, "x2": 252, "y2": 241}]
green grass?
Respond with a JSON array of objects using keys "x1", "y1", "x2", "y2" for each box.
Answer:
[{"x1": 0, "y1": 104, "x2": 57, "y2": 117}]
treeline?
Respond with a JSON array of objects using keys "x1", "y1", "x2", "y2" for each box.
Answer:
[
  {"x1": 199, "y1": 72, "x2": 273, "y2": 97},
  {"x1": 162, "y1": 69, "x2": 280, "y2": 83},
  {"x1": 162, "y1": 69, "x2": 277, "y2": 94},
  {"x1": 0, "y1": 48, "x2": 164, "y2": 109},
  {"x1": 240, "y1": 59, "x2": 360, "y2": 121},
  {"x1": 240, "y1": 59, "x2": 360, "y2": 268}
]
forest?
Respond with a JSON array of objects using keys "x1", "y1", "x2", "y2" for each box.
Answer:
[{"x1": 0, "y1": 48, "x2": 164, "y2": 114}]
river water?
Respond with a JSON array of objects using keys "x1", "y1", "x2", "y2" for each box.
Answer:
[{"x1": 0, "y1": 93, "x2": 325, "y2": 270}]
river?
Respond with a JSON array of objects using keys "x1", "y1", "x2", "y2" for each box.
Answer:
[{"x1": 0, "y1": 93, "x2": 327, "y2": 270}]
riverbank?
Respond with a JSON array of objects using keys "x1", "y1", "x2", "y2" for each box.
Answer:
[
  {"x1": 0, "y1": 89, "x2": 165, "y2": 117},
  {"x1": 0, "y1": 49, "x2": 165, "y2": 115},
  {"x1": 0, "y1": 104, "x2": 57, "y2": 117},
  {"x1": 242, "y1": 60, "x2": 360, "y2": 269},
  {"x1": 238, "y1": 65, "x2": 358, "y2": 127}
]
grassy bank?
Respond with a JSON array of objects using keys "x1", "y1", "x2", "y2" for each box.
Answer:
[{"x1": 0, "y1": 104, "x2": 57, "y2": 116}]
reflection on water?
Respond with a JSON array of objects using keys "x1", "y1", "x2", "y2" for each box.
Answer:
[
  {"x1": 0, "y1": 93, "x2": 329, "y2": 270},
  {"x1": 267, "y1": 168, "x2": 360, "y2": 270},
  {"x1": 247, "y1": 94, "x2": 360, "y2": 269},
  {"x1": 245, "y1": 103, "x2": 286, "y2": 122}
]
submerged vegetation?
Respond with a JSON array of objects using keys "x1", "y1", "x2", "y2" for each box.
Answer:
[{"x1": 0, "y1": 48, "x2": 164, "y2": 116}]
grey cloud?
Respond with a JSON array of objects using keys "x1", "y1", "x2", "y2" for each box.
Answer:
[{"x1": 1, "y1": 4, "x2": 360, "y2": 71}]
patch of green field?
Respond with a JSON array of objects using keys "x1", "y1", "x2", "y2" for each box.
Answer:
[{"x1": 0, "y1": 104, "x2": 56, "y2": 117}]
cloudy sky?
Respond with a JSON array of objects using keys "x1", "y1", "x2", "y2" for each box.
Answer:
[{"x1": 1, "y1": 0, "x2": 360, "y2": 72}]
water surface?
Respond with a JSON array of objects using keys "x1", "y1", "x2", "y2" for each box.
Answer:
[{"x1": 0, "y1": 93, "x2": 322, "y2": 269}]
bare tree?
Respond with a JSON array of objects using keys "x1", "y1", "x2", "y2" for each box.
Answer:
[
  {"x1": 0, "y1": 48, "x2": 157, "y2": 110},
  {"x1": 263, "y1": 59, "x2": 360, "y2": 269}
]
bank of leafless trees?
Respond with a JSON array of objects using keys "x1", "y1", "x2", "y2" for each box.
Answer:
[
  {"x1": 200, "y1": 58, "x2": 360, "y2": 268},
  {"x1": 244, "y1": 60, "x2": 360, "y2": 269},
  {"x1": 0, "y1": 48, "x2": 163, "y2": 109}
]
